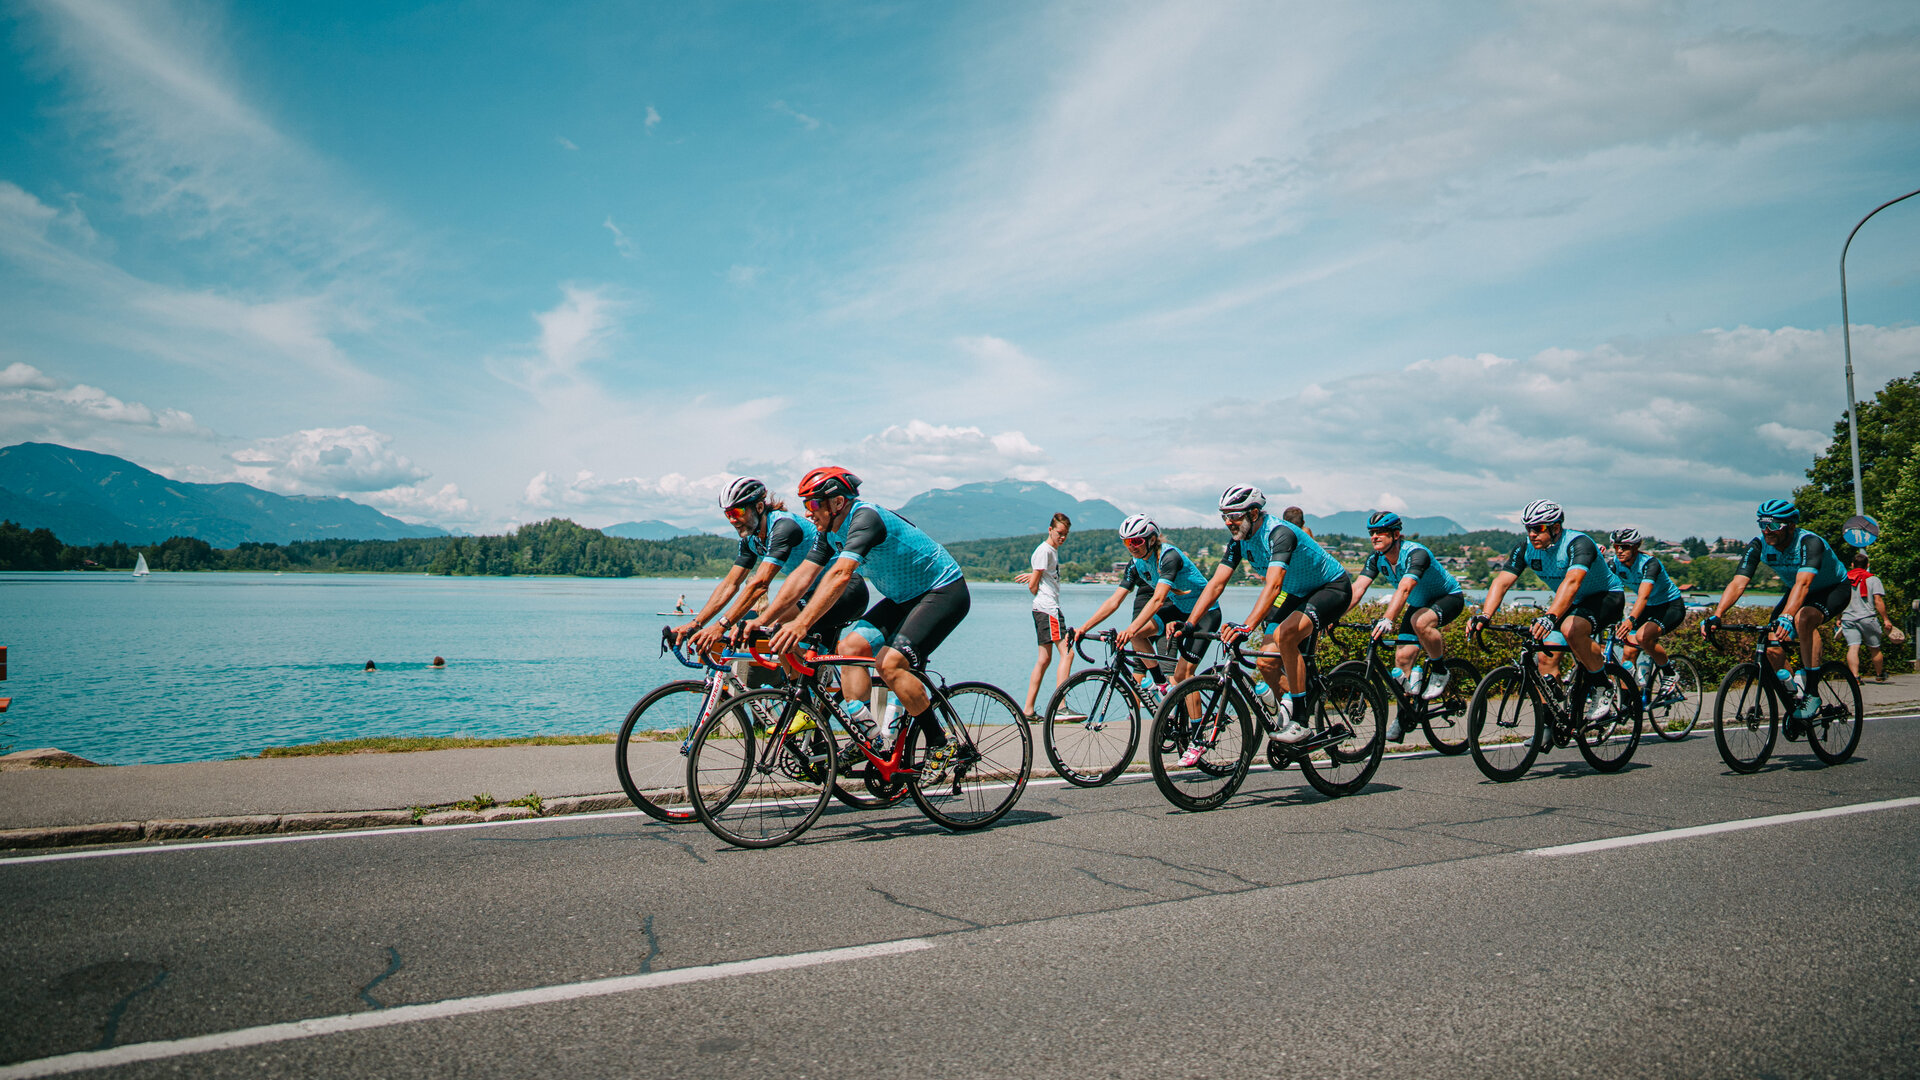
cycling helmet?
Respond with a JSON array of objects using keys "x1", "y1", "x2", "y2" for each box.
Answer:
[
  {"x1": 1367, "y1": 510, "x2": 1403, "y2": 533},
  {"x1": 1218, "y1": 485, "x2": 1266, "y2": 513},
  {"x1": 1118, "y1": 514, "x2": 1159, "y2": 542},
  {"x1": 718, "y1": 476, "x2": 768, "y2": 511},
  {"x1": 1519, "y1": 499, "x2": 1564, "y2": 528},
  {"x1": 1756, "y1": 498, "x2": 1799, "y2": 527},
  {"x1": 1610, "y1": 527, "x2": 1641, "y2": 546},
  {"x1": 796, "y1": 466, "x2": 861, "y2": 500}
]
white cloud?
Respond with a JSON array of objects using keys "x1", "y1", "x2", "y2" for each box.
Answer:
[
  {"x1": 602, "y1": 216, "x2": 636, "y2": 258},
  {"x1": 228, "y1": 426, "x2": 430, "y2": 494},
  {"x1": 521, "y1": 467, "x2": 734, "y2": 525},
  {"x1": 726, "y1": 264, "x2": 763, "y2": 286},
  {"x1": 770, "y1": 100, "x2": 820, "y2": 130},
  {"x1": 358, "y1": 482, "x2": 476, "y2": 528},
  {"x1": 488, "y1": 285, "x2": 627, "y2": 390},
  {"x1": 644, "y1": 106, "x2": 661, "y2": 132},
  {"x1": 0, "y1": 362, "x2": 206, "y2": 440},
  {"x1": 556, "y1": 134, "x2": 579, "y2": 151}
]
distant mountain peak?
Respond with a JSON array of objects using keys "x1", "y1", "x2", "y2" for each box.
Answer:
[{"x1": 898, "y1": 479, "x2": 1123, "y2": 542}]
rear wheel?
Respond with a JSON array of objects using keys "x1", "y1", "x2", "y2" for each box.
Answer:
[
  {"x1": 1299, "y1": 670, "x2": 1387, "y2": 797},
  {"x1": 1573, "y1": 663, "x2": 1642, "y2": 773},
  {"x1": 687, "y1": 690, "x2": 835, "y2": 848},
  {"x1": 1712, "y1": 662, "x2": 1777, "y2": 773},
  {"x1": 1468, "y1": 666, "x2": 1542, "y2": 782},
  {"x1": 614, "y1": 679, "x2": 710, "y2": 822},
  {"x1": 907, "y1": 682, "x2": 1032, "y2": 830},
  {"x1": 1805, "y1": 661, "x2": 1863, "y2": 766},
  {"x1": 1042, "y1": 669, "x2": 1144, "y2": 787},
  {"x1": 1647, "y1": 656, "x2": 1703, "y2": 740},
  {"x1": 1148, "y1": 674, "x2": 1255, "y2": 811},
  {"x1": 1418, "y1": 657, "x2": 1479, "y2": 755}
]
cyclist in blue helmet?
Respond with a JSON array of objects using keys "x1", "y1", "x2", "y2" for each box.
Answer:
[
  {"x1": 1702, "y1": 499, "x2": 1849, "y2": 724},
  {"x1": 1349, "y1": 510, "x2": 1465, "y2": 739}
]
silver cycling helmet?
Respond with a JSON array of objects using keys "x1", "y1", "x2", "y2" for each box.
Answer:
[
  {"x1": 1519, "y1": 499, "x2": 1564, "y2": 528},
  {"x1": 1610, "y1": 527, "x2": 1641, "y2": 546},
  {"x1": 719, "y1": 476, "x2": 769, "y2": 511},
  {"x1": 1218, "y1": 485, "x2": 1266, "y2": 514},
  {"x1": 1118, "y1": 513, "x2": 1159, "y2": 542}
]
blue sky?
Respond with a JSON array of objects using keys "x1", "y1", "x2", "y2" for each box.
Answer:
[{"x1": 2, "y1": 0, "x2": 1918, "y2": 539}]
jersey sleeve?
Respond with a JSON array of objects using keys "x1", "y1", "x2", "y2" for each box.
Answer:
[
  {"x1": 1156, "y1": 548, "x2": 1183, "y2": 587},
  {"x1": 1735, "y1": 538, "x2": 1764, "y2": 579},
  {"x1": 1120, "y1": 563, "x2": 1148, "y2": 591},
  {"x1": 733, "y1": 537, "x2": 758, "y2": 571},
  {"x1": 834, "y1": 507, "x2": 887, "y2": 564},
  {"x1": 1220, "y1": 539, "x2": 1244, "y2": 570},
  {"x1": 1267, "y1": 524, "x2": 1298, "y2": 569},
  {"x1": 761, "y1": 516, "x2": 803, "y2": 566},
  {"x1": 1566, "y1": 533, "x2": 1599, "y2": 571},
  {"x1": 1361, "y1": 552, "x2": 1384, "y2": 579},
  {"x1": 1401, "y1": 547, "x2": 1431, "y2": 582},
  {"x1": 1795, "y1": 533, "x2": 1826, "y2": 578},
  {"x1": 1502, "y1": 544, "x2": 1528, "y2": 576}
]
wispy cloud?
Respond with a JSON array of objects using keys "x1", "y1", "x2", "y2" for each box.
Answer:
[
  {"x1": 0, "y1": 360, "x2": 206, "y2": 440},
  {"x1": 726, "y1": 264, "x2": 762, "y2": 286},
  {"x1": 556, "y1": 134, "x2": 579, "y2": 151},
  {"x1": 770, "y1": 99, "x2": 820, "y2": 130},
  {"x1": 602, "y1": 216, "x2": 636, "y2": 258},
  {"x1": 643, "y1": 105, "x2": 661, "y2": 132}
]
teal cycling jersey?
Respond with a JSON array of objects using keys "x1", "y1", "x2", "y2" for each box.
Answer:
[
  {"x1": 732, "y1": 509, "x2": 815, "y2": 576},
  {"x1": 1221, "y1": 514, "x2": 1345, "y2": 593},
  {"x1": 1735, "y1": 529, "x2": 1845, "y2": 590},
  {"x1": 806, "y1": 500, "x2": 964, "y2": 601},
  {"x1": 1502, "y1": 529, "x2": 1621, "y2": 598},
  {"x1": 1360, "y1": 539, "x2": 1461, "y2": 609},
  {"x1": 1120, "y1": 543, "x2": 1218, "y2": 616},
  {"x1": 1607, "y1": 551, "x2": 1682, "y2": 606}
]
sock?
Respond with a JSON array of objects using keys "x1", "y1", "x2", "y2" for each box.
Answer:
[
  {"x1": 1286, "y1": 692, "x2": 1305, "y2": 718},
  {"x1": 911, "y1": 708, "x2": 945, "y2": 748}
]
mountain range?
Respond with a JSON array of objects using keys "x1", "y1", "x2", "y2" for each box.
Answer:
[
  {"x1": 897, "y1": 480, "x2": 1126, "y2": 542},
  {"x1": 0, "y1": 443, "x2": 445, "y2": 547},
  {"x1": 602, "y1": 520, "x2": 714, "y2": 540}
]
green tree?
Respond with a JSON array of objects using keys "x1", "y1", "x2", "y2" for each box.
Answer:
[
  {"x1": 1794, "y1": 371, "x2": 1920, "y2": 544},
  {"x1": 1869, "y1": 441, "x2": 1920, "y2": 621}
]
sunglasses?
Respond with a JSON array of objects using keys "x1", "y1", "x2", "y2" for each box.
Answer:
[
  {"x1": 1757, "y1": 518, "x2": 1791, "y2": 530},
  {"x1": 723, "y1": 506, "x2": 753, "y2": 523},
  {"x1": 803, "y1": 496, "x2": 836, "y2": 513},
  {"x1": 1123, "y1": 536, "x2": 1151, "y2": 549},
  {"x1": 1221, "y1": 511, "x2": 1249, "y2": 523},
  {"x1": 1525, "y1": 523, "x2": 1555, "y2": 534}
]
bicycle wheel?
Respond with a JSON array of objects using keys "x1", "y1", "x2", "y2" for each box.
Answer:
[
  {"x1": 1299, "y1": 670, "x2": 1387, "y2": 797},
  {"x1": 1648, "y1": 656, "x2": 1703, "y2": 741},
  {"x1": 1043, "y1": 669, "x2": 1145, "y2": 787},
  {"x1": 687, "y1": 690, "x2": 835, "y2": 848},
  {"x1": 615, "y1": 679, "x2": 711, "y2": 822},
  {"x1": 906, "y1": 682, "x2": 1032, "y2": 830},
  {"x1": 1713, "y1": 662, "x2": 1777, "y2": 773},
  {"x1": 1468, "y1": 666, "x2": 1543, "y2": 782},
  {"x1": 1147, "y1": 674, "x2": 1255, "y2": 811},
  {"x1": 1573, "y1": 663, "x2": 1642, "y2": 773},
  {"x1": 1418, "y1": 657, "x2": 1479, "y2": 755},
  {"x1": 1806, "y1": 661, "x2": 1863, "y2": 766}
]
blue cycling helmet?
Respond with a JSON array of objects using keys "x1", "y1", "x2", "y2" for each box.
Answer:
[
  {"x1": 1366, "y1": 510, "x2": 1402, "y2": 533},
  {"x1": 1756, "y1": 498, "x2": 1799, "y2": 528}
]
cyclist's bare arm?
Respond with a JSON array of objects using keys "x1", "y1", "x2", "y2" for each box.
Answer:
[
  {"x1": 1234, "y1": 565, "x2": 1287, "y2": 644},
  {"x1": 1708, "y1": 574, "x2": 1751, "y2": 629},
  {"x1": 1779, "y1": 570, "x2": 1814, "y2": 622},
  {"x1": 676, "y1": 565, "x2": 748, "y2": 642},
  {"x1": 759, "y1": 559, "x2": 823, "y2": 629},
  {"x1": 1077, "y1": 585, "x2": 1131, "y2": 638},
  {"x1": 1383, "y1": 575, "x2": 1417, "y2": 628},
  {"x1": 1349, "y1": 573, "x2": 1375, "y2": 610},
  {"x1": 1185, "y1": 562, "x2": 1236, "y2": 634},
  {"x1": 1545, "y1": 566, "x2": 1587, "y2": 626},
  {"x1": 769, "y1": 557, "x2": 856, "y2": 654},
  {"x1": 1480, "y1": 570, "x2": 1520, "y2": 617},
  {"x1": 694, "y1": 562, "x2": 781, "y2": 650},
  {"x1": 1121, "y1": 581, "x2": 1175, "y2": 644}
]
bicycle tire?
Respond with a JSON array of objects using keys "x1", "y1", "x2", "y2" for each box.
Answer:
[
  {"x1": 1712, "y1": 662, "x2": 1776, "y2": 773},
  {"x1": 906, "y1": 682, "x2": 1032, "y2": 830},
  {"x1": 1468, "y1": 665, "x2": 1542, "y2": 782},
  {"x1": 687, "y1": 690, "x2": 835, "y2": 848},
  {"x1": 1573, "y1": 663, "x2": 1642, "y2": 773},
  {"x1": 1299, "y1": 669, "x2": 1387, "y2": 797},
  {"x1": 614, "y1": 679, "x2": 710, "y2": 822},
  {"x1": 1042, "y1": 669, "x2": 1144, "y2": 787},
  {"x1": 1805, "y1": 661, "x2": 1863, "y2": 766},
  {"x1": 1148, "y1": 673, "x2": 1255, "y2": 811},
  {"x1": 1418, "y1": 657, "x2": 1479, "y2": 755},
  {"x1": 1648, "y1": 656, "x2": 1703, "y2": 741}
]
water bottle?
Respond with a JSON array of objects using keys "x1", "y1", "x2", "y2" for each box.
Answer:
[
  {"x1": 1253, "y1": 680, "x2": 1279, "y2": 714},
  {"x1": 844, "y1": 699, "x2": 879, "y2": 743},
  {"x1": 1406, "y1": 663, "x2": 1426, "y2": 696},
  {"x1": 877, "y1": 701, "x2": 900, "y2": 746},
  {"x1": 1389, "y1": 667, "x2": 1407, "y2": 690},
  {"x1": 1776, "y1": 667, "x2": 1797, "y2": 694}
]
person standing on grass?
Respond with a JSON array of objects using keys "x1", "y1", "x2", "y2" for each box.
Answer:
[
  {"x1": 1841, "y1": 552, "x2": 1899, "y2": 682},
  {"x1": 1017, "y1": 513, "x2": 1072, "y2": 721}
]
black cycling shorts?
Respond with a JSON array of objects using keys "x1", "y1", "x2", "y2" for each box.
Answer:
[
  {"x1": 1771, "y1": 579, "x2": 1853, "y2": 622},
  {"x1": 864, "y1": 579, "x2": 971, "y2": 670},
  {"x1": 1629, "y1": 598, "x2": 1687, "y2": 635},
  {"x1": 1398, "y1": 592, "x2": 1465, "y2": 636},
  {"x1": 1264, "y1": 572, "x2": 1355, "y2": 634},
  {"x1": 1154, "y1": 604, "x2": 1221, "y2": 664},
  {"x1": 1566, "y1": 589, "x2": 1626, "y2": 635}
]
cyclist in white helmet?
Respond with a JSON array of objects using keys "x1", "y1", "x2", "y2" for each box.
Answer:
[
  {"x1": 1349, "y1": 509, "x2": 1466, "y2": 740},
  {"x1": 1606, "y1": 527, "x2": 1686, "y2": 701},
  {"x1": 1075, "y1": 514, "x2": 1224, "y2": 696},
  {"x1": 1181, "y1": 485, "x2": 1354, "y2": 752},
  {"x1": 1472, "y1": 500, "x2": 1624, "y2": 721}
]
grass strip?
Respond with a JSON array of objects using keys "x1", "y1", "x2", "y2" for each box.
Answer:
[{"x1": 258, "y1": 734, "x2": 615, "y2": 757}]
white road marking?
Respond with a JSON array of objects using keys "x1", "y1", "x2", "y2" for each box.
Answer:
[
  {"x1": 1528, "y1": 795, "x2": 1920, "y2": 857},
  {"x1": 0, "y1": 937, "x2": 936, "y2": 1079}
]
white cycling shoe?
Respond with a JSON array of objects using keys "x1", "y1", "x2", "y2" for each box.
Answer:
[{"x1": 1420, "y1": 668, "x2": 1450, "y2": 700}]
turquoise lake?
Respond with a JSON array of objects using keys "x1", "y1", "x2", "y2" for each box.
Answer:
[{"x1": 0, "y1": 571, "x2": 1748, "y2": 765}]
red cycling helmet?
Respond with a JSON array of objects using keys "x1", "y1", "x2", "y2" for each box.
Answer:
[{"x1": 797, "y1": 466, "x2": 861, "y2": 501}]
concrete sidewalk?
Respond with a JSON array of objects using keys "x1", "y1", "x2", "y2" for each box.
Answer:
[{"x1": 4, "y1": 672, "x2": 1917, "y2": 850}]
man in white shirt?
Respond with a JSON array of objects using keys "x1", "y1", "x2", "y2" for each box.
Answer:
[
  {"x1": 1841, "y1": 552, "x2": 1899, "y2": 682},
  {"x1": 1017, "y1": 513, "x2": 1072, "y2": 721}
]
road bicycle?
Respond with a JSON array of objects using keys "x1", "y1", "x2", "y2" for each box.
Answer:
[
  {"x1": 1705, "y1": 622, "x2": 1862, "y2": 773},
  {"x1": 1326, "y1": 623, "x2": 1479, "y2": 754},
  {"x1": 1146, "y1": 627, "x2": 1386, "y2": 812},
  {"x1": 1600, "y1": 632, "x2": 1703, "y2": 741},
  {"x1": 685, "y1": 643, "x2": 1031, "y2": 848},
  {"x1": 1038, "y1": 629, "x2": 1178, "y2": 787},
  {"x1": 1465, "y1": 623, "x2": 1642, "y2": 782}
]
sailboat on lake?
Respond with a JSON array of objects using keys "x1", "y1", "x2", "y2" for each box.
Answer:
[{"x1": 132, "y1": 553, "x2": 150, "y2": 577}]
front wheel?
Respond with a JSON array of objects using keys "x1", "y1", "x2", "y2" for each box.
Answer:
[
  {"x1": 1713, "y1": 662, "x2": 1777, "y2": 773},
  {"x1": 907, "y1": 682, "x2": 1032, "y2": 831},
  {"x1": 615, "y1": 679, "x2": 711, "y2": 822},
  {"x1": 1573, "y1": 663, "x2": 1642, "y2": 773},
  {"x1": 1468, "y1": 666, "x2": 1542, "y2": 782},
  {"x1": 1148, "y1": 674, "x2": 1255, "y2": 811},
  {"x1": 1042, "y1": 669, "x2": 1144, "y2": 787},
  {"x1": 687, "y1": 690, "x2": 836, "y2": 848},
  {"x1": 1647, "y1": 656, "x2": 1703, "y2": 740},
  {"x1": 1418, "y1": 657, "x2": 1480, "y2": 755},
  {"x1": 1805, "y1": 662, "x2": 1863, "y2": 766},
  {"x1": 1299, "y1": 670, "x2": 1387, "y2": 797}
]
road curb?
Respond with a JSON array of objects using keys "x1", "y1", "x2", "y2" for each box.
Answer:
[{"x1": 0, "y1": 792, "x2": 637, "y2": 853}]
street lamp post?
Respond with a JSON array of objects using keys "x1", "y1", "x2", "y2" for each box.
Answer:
[{"x1": 1839, "y1": 187, "x2": 1920, "y2": 518}]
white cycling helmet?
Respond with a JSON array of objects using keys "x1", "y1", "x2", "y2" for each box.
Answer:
[
  {"x1": 1519, "y1": 499, "x2": 1564, "y2": 528},
  {"x1": 1118, "y1": 513, "x2": 1159, "y2": 541},
  {"x1": 1610, "y1": 526, "x2": 1641, "y2": 546},
  {"x1": 1218, "y1": 485, "x2": 1266, "y2": 513},
  {"x1": 719, "y1": 476, "x2": 769, "y2": 511}
]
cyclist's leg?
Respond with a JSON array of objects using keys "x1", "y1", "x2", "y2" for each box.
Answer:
[
  {"x1": 1797, "y1": 581, "x2": 1852, "y2": 705},
  {"x1": 801, "y1": 575, "x2": 870, "y2": 698},
  {"x1": 1172, "y1": 605, "x2": 1219, "y2": 684},
  {"x1": 1131, "y1": 590, "x2": 1164, "y2": 681},
  {"x1": 877, "y1": 580, "x2": 971, "y2": 745},
  {"x1": 1411, "y1": 594, "x2": 1462, "y2": 697}
]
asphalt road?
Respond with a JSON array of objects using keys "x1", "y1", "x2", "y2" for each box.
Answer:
[{"x1": 4, "y1": 717, "x2": 1918, "y2": 1079}]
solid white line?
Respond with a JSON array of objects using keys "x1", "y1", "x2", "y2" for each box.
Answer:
[
  {"x1": 0, "y1": 937, "x2": 935, "y2": 1079},
  {"x1": 1528, "y1": 796, "x2": 1920, "y2": 857}
]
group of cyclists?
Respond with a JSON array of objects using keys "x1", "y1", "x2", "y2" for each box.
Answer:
[{"x1": 673, "y1": 467, "x2": 1853, "y2": 761}]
